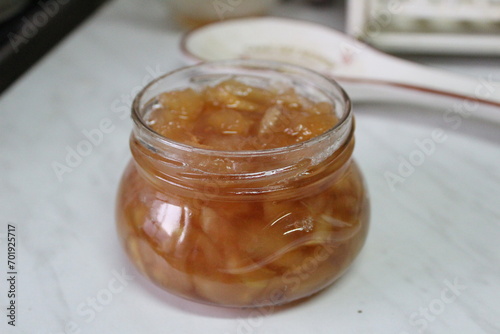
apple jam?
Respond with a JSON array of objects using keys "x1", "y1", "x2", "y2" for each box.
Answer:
[
  {"x1": 116, "y1": 60, "x2": 370, "y2": 307},
  {"x1": 144, "y1": 79, "x2": 338, "y2": 150}
]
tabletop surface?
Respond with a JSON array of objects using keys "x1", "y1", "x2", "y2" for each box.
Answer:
[{"x1": 1, "y1": 0, "x2": 499, "y2": 333}]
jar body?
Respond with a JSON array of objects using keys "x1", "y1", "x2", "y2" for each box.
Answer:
[{"x1": 116, "y1": 154, "x2": 369, "y2": 307}]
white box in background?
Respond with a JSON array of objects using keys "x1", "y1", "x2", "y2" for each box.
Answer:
[{"x1": 346, "y1": 0, "x2": 500, "y2": 55}]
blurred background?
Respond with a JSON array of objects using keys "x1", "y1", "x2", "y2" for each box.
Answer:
[{"x1": 1, "y1": 0, "x2": 499, "y2": 94}]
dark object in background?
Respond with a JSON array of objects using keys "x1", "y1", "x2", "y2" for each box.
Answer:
[
  {"x1": 306, "y1": 0, "x2": 334, "y2": 5},
  {"x1": 0, "y1": 0, "x2": 108, "y2": 95},
  {"x1": 0, "y1": 0, "x2": 32, "y2": 23}
]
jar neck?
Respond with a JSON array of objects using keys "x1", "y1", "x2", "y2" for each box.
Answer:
[{"x1": 130, "y1": 116, "x2": 355, "y2": 200}]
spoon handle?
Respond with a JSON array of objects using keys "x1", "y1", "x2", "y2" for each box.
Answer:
[{"x1": 337, "y1": 55, "x2": 500, "y2": 123}]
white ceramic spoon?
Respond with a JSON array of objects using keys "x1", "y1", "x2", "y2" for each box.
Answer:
[{"x1": 180, "y1": 17, "x2": 500, "y2": 123}]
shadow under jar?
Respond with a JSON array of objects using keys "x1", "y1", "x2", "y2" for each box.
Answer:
[{"x1": 115, "y1": 60, "x2": 370, "y2": 308}]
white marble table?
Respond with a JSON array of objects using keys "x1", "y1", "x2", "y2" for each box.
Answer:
[{"x1": 1, "y1": 0, "x2": 499, "y2": 333}]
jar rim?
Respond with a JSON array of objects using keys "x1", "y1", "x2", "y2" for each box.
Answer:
[{"x1": 131, "y1": 59, "x2": 352, "y2": 158}]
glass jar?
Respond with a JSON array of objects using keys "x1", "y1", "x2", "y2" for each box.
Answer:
[{"x1": 115, "y1": 60, "x2": 370, "y2": 308}]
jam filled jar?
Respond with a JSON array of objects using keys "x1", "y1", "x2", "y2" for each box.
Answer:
[{"x1": 116, "y1": 60, "x2": 370, "y2": 308}]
